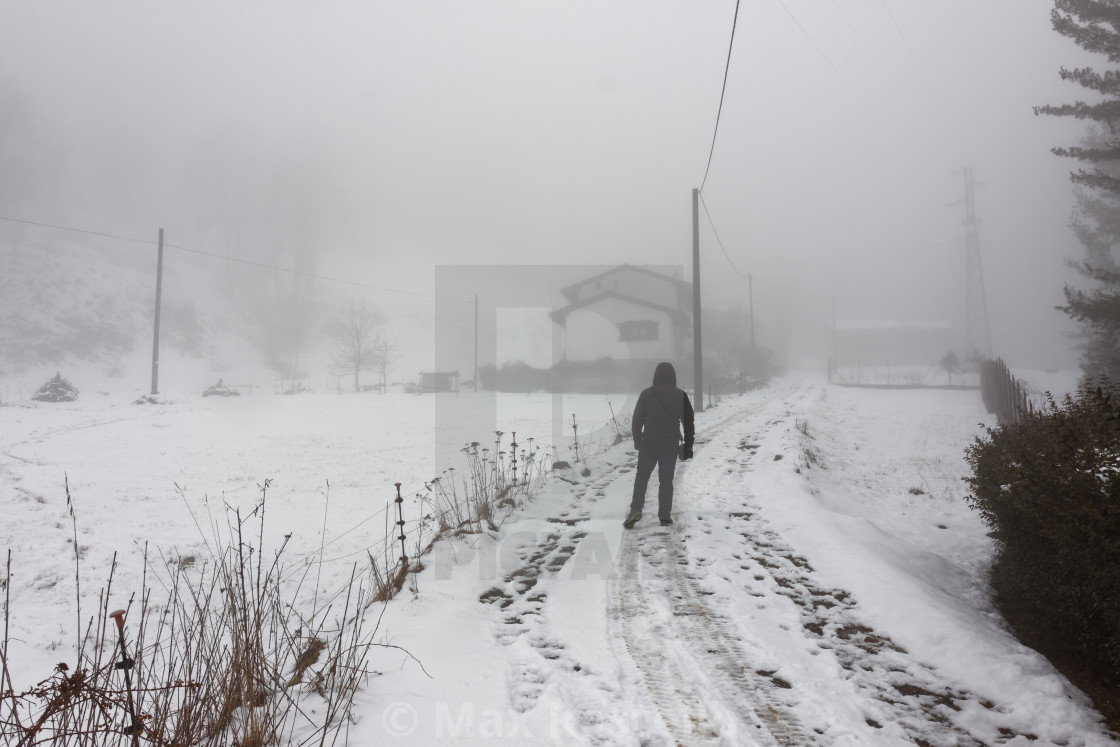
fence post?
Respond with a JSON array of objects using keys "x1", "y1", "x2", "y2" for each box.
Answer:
[
  {"x1": 1009, "y1": 371, "x2": 1016, "y2": 424},
  {"x1": 394, "y1": 483, "x2": 407, "y2": 573},
  {"x1": 109, "y1": 609, "x2": 142, "y2": 745}
]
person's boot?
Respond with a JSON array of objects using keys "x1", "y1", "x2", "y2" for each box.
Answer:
[
  {"x1": 660, "y1": 518, "x2": 673, "y2": 526},
  {"x1": 623, "y1": 510, "x2": 642, "y2": 529}
]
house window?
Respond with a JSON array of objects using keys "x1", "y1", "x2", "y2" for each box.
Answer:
[{"x1": 618, "y1": 320, "x2": 659, "y2": 342}]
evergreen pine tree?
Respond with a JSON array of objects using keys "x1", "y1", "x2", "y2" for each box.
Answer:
[{"x1": 1036, "y1": 0, "x2": 1120, "y2": 379}]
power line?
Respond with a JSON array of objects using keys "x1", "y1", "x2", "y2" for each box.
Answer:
[
  {"x1": 829, "y1": 238, "x2": 959, "y2": 262},
  {"x1": 877, "y1": 0, "x2": 968, "y2": 153},
  {"x1": 0, "y1": 215, "x2": 153, "y2": 245},
  {"x1": 829, "y1": 0, "x2": 963, "y2": 162},
  {"x1": 697, "y1": 191, "x2": 748, "y2": 278},
  {"x1": 0, "y1": 214, "x2": 472, "y2": 304},
  {"x1": 699, "y1": 0, "x2": 741, "y2": 193},
  {"x1": 772, "y1": 0, "x2": 893, "y2": 142},
  {"x1": 831, "y1": 0, "x2": 886, "y2": 73},
  {"x1": 163, "y1": 241, "x2": 471, "y2": 303},
  {"x1": 712, "y1": 239, "x2": 958, "y2": 279}
]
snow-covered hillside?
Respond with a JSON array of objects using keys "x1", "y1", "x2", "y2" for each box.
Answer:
[
  {"x1": 0, "y1": 228, "x2": 436, "y2": 402},
  {"x1": 0, "y1": 227, "x2": 261, "y2": 392},
  {"x1": 1, "y1": 372, "x2": 1113, "y2": 745}
]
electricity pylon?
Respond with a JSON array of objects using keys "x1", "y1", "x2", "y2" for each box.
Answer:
[{"x1": 959, "y1": 166, "x2": 992, "y2": 360}]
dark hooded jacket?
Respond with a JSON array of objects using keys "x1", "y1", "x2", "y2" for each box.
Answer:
[{"x1": 632, "y1": 362, "x2": 695, "y2": 448}]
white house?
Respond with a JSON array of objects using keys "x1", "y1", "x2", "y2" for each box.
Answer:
[{"x1": 550, "y1": 265, "x2": 692, "y2": 390}]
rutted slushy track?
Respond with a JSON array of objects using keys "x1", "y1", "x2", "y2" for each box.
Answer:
[
  {"x1": 614, "y1": 527, "x2": 807, "y2": 746},
  {"x1": 480, "y1": 379, "x2": 1078, "y2": 745}
]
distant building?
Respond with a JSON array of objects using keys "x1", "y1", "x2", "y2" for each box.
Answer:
[
  {"x1": 419, "y1": 370, "x2": 460, "y2": 393},
  {"x1": 550, "y1": 265, "x2": 692, "y2": 391},
  {"x1": 833, "y1": 319, "x2": 955, "y2": 366}
]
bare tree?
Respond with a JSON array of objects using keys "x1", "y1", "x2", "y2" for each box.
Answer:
[
  {"x1": 940, "y1": 351, "x2": 961, "y2": 386},
  {"x1": 329, "y1": 302, "x2": 384, "y2": 392},
  {"x1": 372, "y1": 332, "x2": 400, "y2": 393},
  {"x1": 702, "y1": 305, "x2": 750, "y2": 377}
]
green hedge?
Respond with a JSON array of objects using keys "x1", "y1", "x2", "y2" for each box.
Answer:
[{"x1": 965, "y1": 383, "x2": 1120, "y2": 684}]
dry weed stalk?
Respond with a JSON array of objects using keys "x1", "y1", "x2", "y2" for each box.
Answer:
[{"x1": 2, "y1": 482, "x2": 384, "y2": 746}]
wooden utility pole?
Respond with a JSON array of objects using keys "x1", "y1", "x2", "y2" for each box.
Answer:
[
  {"x1": 830, "y1": 295, "x2": 837, "y2": 383},
  {"x1": 748, "y1": 273, "x2": 755, "y2": 351},
  {"x1": 473, "y1": 293, "x2": 479, "y2": 391},
  {"x1": 692, "y1": 188, "x2": 703, "y2": 412},
  {"x1": 150, "y1": 228, "x2": 164, "y2": 395}
]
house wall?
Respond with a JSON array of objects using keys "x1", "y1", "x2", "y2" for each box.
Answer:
[
  {"x1": 571, "y1": 267, "x2": 683, "y2": 309},
  {"x1": 420, "y1": 371, "x2": 460, "y2": 392},
  {"x1": 564, "y1": 298, "x2": 676, "y2": 363}
]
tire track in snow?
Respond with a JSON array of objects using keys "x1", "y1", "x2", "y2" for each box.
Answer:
[
  {"x1": 615, "y1": 527, "x2": 807, "y2": 746},
  {"x1": 478, "y1": 458, "x2": 634, "y2": 743},
  {"x1": 692, "y1": 384, "x2": 1041, "y2": 745}
]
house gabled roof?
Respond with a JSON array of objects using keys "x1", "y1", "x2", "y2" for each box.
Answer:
[
  {"x1": 558, "y1": 264, "x2": 691, "y2": 303},
  {"x1": 549, "y1": 290, "x2": 692, "y2": 326}
]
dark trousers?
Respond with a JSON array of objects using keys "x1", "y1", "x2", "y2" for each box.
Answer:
[{"x1": 630, "y1": 437, "x2": 678, "y2": 521}]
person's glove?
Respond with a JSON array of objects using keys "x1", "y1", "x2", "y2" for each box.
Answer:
[
  {"x1": 681, "y1": 445, "x2": 693, "y2": 460},
  {"x1": 633, "y1": 435, "x2": 643, "y2": 451}
]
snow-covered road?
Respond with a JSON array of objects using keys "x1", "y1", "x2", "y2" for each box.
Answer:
[{"x1": 355, "y1": 375, "x2": 1115, "y2": 745}]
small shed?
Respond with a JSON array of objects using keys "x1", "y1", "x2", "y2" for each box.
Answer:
[{"x1": 419, "y1": 370, "x2": 460, "y2": 393}]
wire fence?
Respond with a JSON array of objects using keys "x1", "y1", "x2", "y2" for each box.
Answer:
[
  {"x1": 281, "y1": 434, "x2": 552, "y2": 617},
  {"x1": 281, "y1": 418, "x2": 633, "y2": 620},
  {"x1": 829, "y1": 359, "x2": 980, "y2": 389},
  {"x1": 979, "y1": 358, "x2": 1037, "y2": 425}
]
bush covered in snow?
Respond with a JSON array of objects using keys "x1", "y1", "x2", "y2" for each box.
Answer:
[
  {"x1": 965, "y1": 382, "x2": 1120, "y2": 709},
  {"x1": 32, "y1": 372, "x2": 79, "y2": 402},
  {"x1": 202, "y1": 379, "x2": 240, "y2": 397}
]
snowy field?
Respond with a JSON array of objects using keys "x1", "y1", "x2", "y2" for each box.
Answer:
[{"x1": 2, "y1": 371, "x2": 1115, "y2": 745}]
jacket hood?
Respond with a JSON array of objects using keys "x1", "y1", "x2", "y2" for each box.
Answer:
[{"x1": 652, "y1": 362, "x2": 677, "y2": 387}]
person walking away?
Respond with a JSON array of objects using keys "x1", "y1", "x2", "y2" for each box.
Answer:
[{"x1": 625, "y1": 361, "x2": 694, "y2": 528}]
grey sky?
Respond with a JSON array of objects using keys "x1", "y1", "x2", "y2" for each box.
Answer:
[{"x1": 0, "y1": 0, "x2": 1096, "y2": 369}]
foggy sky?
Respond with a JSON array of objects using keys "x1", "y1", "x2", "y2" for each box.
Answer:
[{"x1": 0, "y1": 0, "x2": 1097, "y2": 370}]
